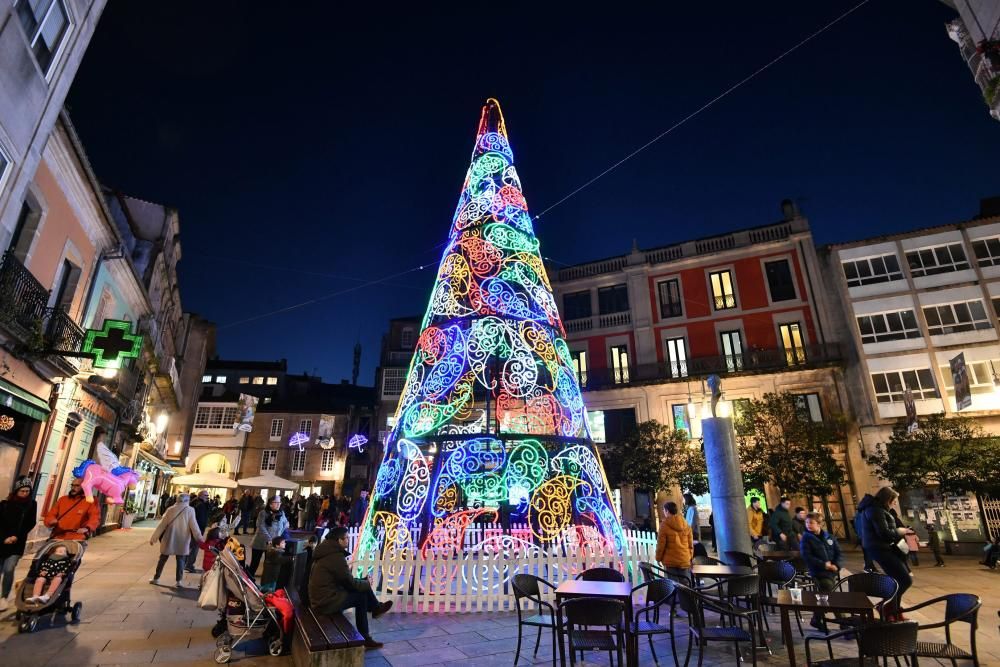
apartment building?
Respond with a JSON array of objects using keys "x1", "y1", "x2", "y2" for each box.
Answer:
[{"x1": 372, "y1": 316, "x2": 420, "y2": 475}]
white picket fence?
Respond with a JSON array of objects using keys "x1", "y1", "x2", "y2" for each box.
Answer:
[{"x1": 341, "y1": 524, "x2": 659, "y2": 614}]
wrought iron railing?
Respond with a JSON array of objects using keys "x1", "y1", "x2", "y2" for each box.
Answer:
[
  {"x1": 0, "y1": 251, "x2": 49, "y2": 345},
  {"x1": 43, "y1": 306, "x2": 85, "y2": 354}
]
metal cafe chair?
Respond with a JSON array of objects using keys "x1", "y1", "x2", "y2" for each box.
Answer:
[
  {"x1": 674, "y1": 584, "x2": 759, "y2": 667},
  {"x1": 559, "y1": 596, "x2": 628, "y2": 667},
  {"x1": 575, "y1": 566, "x2": 626, "y2": 583},
  {"x1": 511, "y1": 573, "x2": 559, "y2": 667},
  {"x1": 804, "y1": 620, "x2": 919, "y2": 667},
  {"x1": 639, "y1": 560, "x2": 669, "y2": 583},
  {"x1": 629, "y1": 577, "x2": 679, "y2": 666},
  {"x1": 723, "y1": 550, "x2": 757, "y2": 568},
  {"x1": 757, "y1": 559, "x2": 803, "y2": 636},
  {"x1": 902, "y1": 593, "x2": 981, "y2": 666}
]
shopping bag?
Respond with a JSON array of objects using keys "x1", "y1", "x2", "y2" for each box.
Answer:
[
  {"x1": 198, "y1": 565, "x2": 224, "y2": 610},
  {"x1": 895, "y1": 537, "x2": 910, "y2": 555}
]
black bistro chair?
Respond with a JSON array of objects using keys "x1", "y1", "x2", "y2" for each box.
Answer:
[
  {"x1": 674, "y1": 584, "x2": 759, "y2": 667},
  {"x1": 831, "y1": 572, "x2": 899, "y2": 623},
  {"x1": 639, "y1": 560, "x2": 669, "y2": 583},
  {"x1": 757, "y1": 559, "x2": 803, "y2": 636},
  {"x1": 804, "y1": 621, "x2": 919, "y2": 667},
  {"x1": 575, "y1": 566, "x2": 626, "y2": 583},
  {"x1": 512, "y1": 573, "x2": 559, "y2": 667},
  {"x1": 902, "y1": 593, "x2": 981, "y2": 665},
  {"x1": 724, "y1": 550, "x2": 757, "y2": 568},
  {"x1": 559, "y1": 596, "x2": 628, "y2": 667},
  {"x1": 629, "y1": 578, "x2": 678, "y2": 666}
]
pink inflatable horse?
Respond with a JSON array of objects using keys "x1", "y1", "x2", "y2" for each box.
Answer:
[{"x1": 72, "y1": 460, "x2": 139, "y2": 504}]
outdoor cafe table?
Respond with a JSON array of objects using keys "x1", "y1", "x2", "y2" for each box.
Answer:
[
  {"x1": 554, "y1": 579, "x2": 635, "y2": 667},
  {"x1": 774, "y1": 589, "x2": 875, "y2": 666},
  {"x1": 758, "y1": 550, "x2": 800, "y2": 561},
  {"x1": 691, "y1": 564, "x2": 753, "y2": 578}
]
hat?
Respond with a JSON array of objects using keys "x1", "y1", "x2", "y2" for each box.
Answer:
[{"x1": 13, "y1": 476, "x2": 32, "y2": 492}]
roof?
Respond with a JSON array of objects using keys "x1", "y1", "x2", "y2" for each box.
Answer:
[
  {"x1": 257, "y1": 382, "x2": 375, "y2": 414},
  {"x1": 822, "y1": 212, "x2": 1000, "y2": 251},
  {"x1": 206, "y1": 358, "x2": 287, "y2": 372}
]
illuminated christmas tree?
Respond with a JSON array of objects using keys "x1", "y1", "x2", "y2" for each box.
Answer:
[{"x1": 356, "y1": 99, "x2": 623, "y2": 560}]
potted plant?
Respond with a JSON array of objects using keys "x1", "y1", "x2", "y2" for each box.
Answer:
[{"x1": 120, "y1": 499, "x2": 139, "y2": 530}]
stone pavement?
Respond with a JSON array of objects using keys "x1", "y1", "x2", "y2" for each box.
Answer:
[{"x1": 0, "y1": 523, "x2": 997, "y2": 666}]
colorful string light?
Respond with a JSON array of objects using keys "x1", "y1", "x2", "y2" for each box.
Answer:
[{"x1": 355, "y1": 98, "x2": 623, "y2": 560}]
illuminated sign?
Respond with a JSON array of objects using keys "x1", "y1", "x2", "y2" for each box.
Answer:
[
  {"x1": 82, "y1": 319, "x2": 143, "y2": 369},
  {"x1": 288, "y1": 431, "x2": 309, "y2": 451},
  {"x1": 348, "y1": 434, "x2": 368, "y2": 453}
]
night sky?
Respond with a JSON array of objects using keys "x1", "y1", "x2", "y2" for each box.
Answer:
[{"x1": 65, "y1": 1, "x2": 999, "y2": 385}]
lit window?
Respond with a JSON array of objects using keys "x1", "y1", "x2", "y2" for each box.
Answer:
[
  {"x1": 382, "y1": 368, "x2": 406, "y2": 396},
  {"x1": 253, "y1": 376, "x2": 264, "y2": 385},
  {"x1": 842, "y1": 254, "x2": 903, "y2": 287},
  {"x1": 260, "y1": 449, "x2": 277, "y2": 472},
  {"x1": 871, "y1": 369, "x2": 939, "y2": 403},
  {"x1": 215, "y1": 376, "x2": 226, "y2": 383},
  {"x1": 291, "y1": 450, "x2": 306, "y2": 475},
  {"x1": 709, "y1": 270, "x2": 736, "y2": 310},
  {"x1": 939, "y1": 360, "x2": 1000, "y2": 397},
  {"x1": 269, "y1": 419, "x2": 284, "y2": 439},
  {"x1": 299, "y1": 419, "x2": 312, "y2": 436},
  {"x1": 194, "y1": 407, "x2": 210, "y2": 428},
  {"x1": 905, "y1": 243, "x2": 970, "y2": 277},
  {"x1": 857, "y1": 310, "x2": 921, "y2": 344},
  {"x1": 665, "y1": 337, "x2": 688, "y2": 378},
  {"x1": 610, "y1": 345, "x2": 629, "y2": 384},
  {"x1": 972, "y1": 237, "x2": 1000, "y2": 267},
  {"x1": 587, "y1": 410, "x2": 606, "y2": 443},
  {"x1": 720, "y1": 330, "x2": 743, "y2": 371},
  {"x1": 923, "y1": 300, "x2": 992, "y2": 336},
  {"x1": 671, "y1": 404, "x2": 690, "y2": 433},
  {"x1": 201, "y1": 375, "x2": 212, "y2": 383},
  {"x1": 321, "y1": 449, "x2": 336, "y2": 472},
  {"x1": 779, "y1": 322, "x2": 806, "y2": 365},
  {"x1": 266, "y1": 376, "x2": 278, "y2": 385},
  {"x1": 239, "y1": 376, "x2": 249, "y2": 384},
  {"x1": 16, "y1": 0, "x2": 71, "y2": 76},
  {"x1": 263, "y1": 397, "x2": 272, "y2": 404},
  {"x1": 570, "y1": 349, "x2": 588, "y2": 388}
]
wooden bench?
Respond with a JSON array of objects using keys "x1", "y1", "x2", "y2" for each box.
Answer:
[{"x1": 288, "y1": 588, "x2": 365, "y2": 667}]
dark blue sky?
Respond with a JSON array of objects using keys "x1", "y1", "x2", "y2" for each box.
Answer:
[{"x1": 66, "y1": 1, "x2": 998, "y2": 384}]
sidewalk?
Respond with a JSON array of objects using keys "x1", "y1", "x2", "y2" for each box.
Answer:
[{"x1": 0, "y1": 524, "x2": 996, "y2": 665}]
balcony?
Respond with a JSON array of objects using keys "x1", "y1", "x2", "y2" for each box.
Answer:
[
  {"x1": 577, "y1": 343, "x2": 842, "y2": 391},
  {"x1": 0, "y1": 251, "x2": 49, "y2": 346},
  {"x1": 43, "y1": 306, "x2": 85, "y2": 373},
  {"x1": 564, "y1": 311, "x2": 631, "y2": 333}
]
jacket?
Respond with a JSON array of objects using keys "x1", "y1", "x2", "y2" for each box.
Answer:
[
  {"x1": 262, "y1": 544, "x2": 291, "y2": 588},
  {"x1": 349, "y1": 497, "x2": 368, "y2": 526},
  {"x1": 854, "y1": 494, "x2": 875, "y2": 545},
  {"x1": 792, "y1": 517, "x2": 806, "y2": 541},
  {"x1": 44, "y1": 494, "x2": 100, "y2": 540},
  {"x1": 800, "y1": 529, "x2": 842, "y2": 580},
  {"x1": 747, "y1": 507, "x2": 765, "y2": 537},
  {"x1": 684, "y1": 505, "x2": 699, "y2": 534},
  {"x1": 858, "y1": 501, "x2": 901, "y2": 555},
  {"x1": 309, "y1": 539, "x2": 368, "y2": 612},
  {"x1": 769, "y1": 506, "x2": 795, "y2": 541},
  {"x1": 150, "y1": 501, "x2": 203, "y2": 555},
  {"x1": 191, "y1": 498, "x2": 210, "y2": 531},
  {"x1": 0, "y1": 497, "x2": 37, "y2": 557},
  {"x1": 655, "y1": 514, "x2": 694, "y2": 569},
  {"x1": 252, "y1": 510, "x2": 289, "y2": 550}
]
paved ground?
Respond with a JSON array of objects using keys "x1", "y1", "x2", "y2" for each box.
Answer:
[{"x1": 0, "y1": 523, "x2": 997, "y2": 666}]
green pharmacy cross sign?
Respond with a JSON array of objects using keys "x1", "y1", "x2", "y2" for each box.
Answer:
[{"x1": 81, "y1": 319, "x2": 143, "y2": 369}]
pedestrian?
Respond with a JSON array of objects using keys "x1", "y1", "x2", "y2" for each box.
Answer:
[
  {"x1": 220, "y1": 497, "x2": 240, "y2": 536},
  {"x1": 149, "y1": 492, "x2": 203, "y2": 589},
  {"x1": 349, "y1": 489, "x2": 369, "y2": 526},
  {"x1": 199, "y1": 525, "x2": 225, "y2": 574},
  {"x1": 249, "y1": 496, "x2": 289, "y2": 579},
  {"x1": 682, "y1": 493, "x2": 699, "y2": 541},
  {"x1": 708, "y1": 512, "x2": 717, "y2": 552},
  {"x1": 655, "y1": 501, "x2": 694, "y2": 585},
  {"x1": 769, "y1": 497, "x2": 795, "y2": 550},
  {"x1": 308, "y1": 526, "x2": 392, "y2": 649},
  {"x1": 926, "y1": 524, "x2": 944, "y2": 567},
  {"x1": 44, "y1": 477, "x2": 100, "y2": 541},
  {"x1": 799, "y1": 512, "x2": 842, "y2": 633},
  {"x1": 251, "y1": 494, "x2": 265, "y2": 531},
  {"x1": 904, "y1": 530, "x2": 920, "y2": 567},
  {"x1": 792, "y1": 506, "x2": 807, "y2": 543},
  {"x1": 186, "y1": 490, "x2": 211, "y2": 573},
  {"x1": 0, "y1": 476, "x2": 37, "y2": 611},
  {"x1": 854, "y1": 493, "x2": 877, "y2": 572},
  {"x1": 857, "y1": 486, "x2": 911, "y2": 619},
  {"x1": 295, "y1": 495, "x2": 307, "y2": 530},
  {"x1": 746, "y1": 497, "x2": 765, "y2": 546},
  {"x1": 260, "y1": 536, "x2": 291, "y2": 593},
  {"x1": 236, "y1": 491, "x2": 253, "y2": 535}
]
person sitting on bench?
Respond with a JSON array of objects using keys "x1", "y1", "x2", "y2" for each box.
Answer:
[{"x1": 308, "y1": 526, "x2": 392, "y2": 649}]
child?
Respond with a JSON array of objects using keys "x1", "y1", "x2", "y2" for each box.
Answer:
[
  {"x1": 27, "y1": 545, "x2": 72, "y2": 604},
  {"x1": 260, "y1": 536, "x2": 291, "y2": 593},
  {"x1": 200, "y1": 526, "x2": 225, "y2": 573},
  {"x1": 904, "y1": 530, "x2": 920, "y2": 567},
  {"x1": 926, "y1": 524, "x2": 944, "y2": 567}
]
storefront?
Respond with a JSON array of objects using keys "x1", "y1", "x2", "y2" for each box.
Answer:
[
  {"x1": 0, "y1": 377, "x2": 50, "y2": 495},
  {"x1": 134, "y1": 449, "x2": 175, "y2": 519}
]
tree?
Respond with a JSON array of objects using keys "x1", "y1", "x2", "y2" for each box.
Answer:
[
  {"x1": 734, "y1": 392, "x2": 846, "y2": 497},
  {"x1": 605, "y1": 420, "x2": 708, "y2": 495}
]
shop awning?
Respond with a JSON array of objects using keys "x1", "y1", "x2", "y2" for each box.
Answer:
[
  {"x1": 169, "y1": 472, "x2": 237, "y2": 489},
  {"x1": 136, "y1": 449, "x2": 174, "y2": 474},
  {"x1": 0, "y1": 378, "x2": 51, "y2": 421},
  {"x1": 237, "y1": 474, "x2": 299, "y2": 490}
]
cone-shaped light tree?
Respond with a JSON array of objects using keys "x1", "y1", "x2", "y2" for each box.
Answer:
[{"x1": 356, "y1": 99, "x2": 623, "y2": 559}]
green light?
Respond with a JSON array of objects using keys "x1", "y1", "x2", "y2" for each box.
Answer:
[{"x1": 82, "y1": 319, "x2": 143, "y2": 369}]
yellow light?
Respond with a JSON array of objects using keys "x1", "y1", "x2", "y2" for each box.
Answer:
[
  {"x1": 155, "y1": 413, "x2": 169, "y2": 434},
  {"x1": 173, "y1": 439, "x2": 182, "y2": 454}
]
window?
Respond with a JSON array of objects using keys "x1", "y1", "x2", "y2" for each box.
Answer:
[
  {"x1": 665, "y1": 337, "x2": 688, "y2": 378},
  {"x1": 201, "y1": 375, "x2": 212, "y2": 383},
  {"x1": 905, "y1": 243, "x2": 969, "y2": 277},
  {"x1": 779, "y1": 322, "x2": 806, "y2": 365},
  {"x1": 923, "y1": 300, "x2": 992, "y2": 336},
  {"x1": 291, "y1": 450, "x2": 306, "y2": 475},
  {"x1": 657, "y1": 279, "x2": 683, "y2": 318},
  {"x1": 793, "y1": 393, "x2": 823, "y2": 422},
  {"x1": 53, "y1": 258, "x2": 81, "y2": 311},
  {"x1": 239, "y1": 376, "x2": 250, "y2": 384},
  {"x1": 400, "y1": 327, "x2": 415, "y2": 349},
  {"x1": 972, "y1": 237, "x2": 1000, "y2": 267},
  {"x1": 570, "y1": 350, "x2": 588, "y2": 387},
  {"x1": 195, "y1": 406, "x2": 240, "y2": 430},
  {"x1": 16, "y1": 0, "x2": 71, "y2": 76},
  {"x1": 214, "y1": 376, "x2": 227, "y2": 383},
  {"x1": 382, "y1": 368, "x2": 407, "y2": 396},
  {"x1": 709, "y1": 270, "x2": 736, "y2": 310},
  {"x1": 266, "y1": 376, "x2": 278, "y2": 385},
  {"x1": 0, "y1": 146, "x2": 9, "y2": 192},
  {"x1": 842, "y1": 254, "x2": 903, "y2": 288},
  {"x1": 252, "y1": 376, "x2": 264, "y2": 385},
  {"x1": 598, "y1": 285, "x2": 629, "y2": 314},
  {"x1": 871, "y1": 369, "x2": 939, "y2": 403},
  {"x1": 994, "y1": 297, "x2": 1000, "y2": 319},
  {"x1": 269, "y1": 419, "x2": 284, "y2": 439},
  {"x1": 857, "y1": 310, "x2": 921, "y2": 344},
  {"x1": 671, "y1": 404, "x2": 690, "y2": 433},
  {"x1": 260, "y1": 450, "x2": 277, "y2": 473},
  {"x1": 9, "y1": 201, "x2": 42, "y2": 264},
  {"x1": 563, "y1": 291, "x2": 592, "y2": 320},
  {"x1": 720, "y1": 330, "x2": 743, "y2": 371},
  {"x1": 299, "y1": 419, "x2": 312, "y2": 436},
  {"x1": 263, "y1": 397, "x2": 271, "y2": 404},
  {"x1": 610, "y1": 345, "x2": 629, "y2": 384},
  {"x1": 764, "y1": 260, "x2": 796, "y2": 302},
  {"x1": 587, "y1": 410, "x2": 606, "y2": 443},
  {"x1": 939, "y1": 360, "x2": 1000, "y2": 396},
  {"x1": 321, "y1": 450, "x2": 336, "y2": 473}
]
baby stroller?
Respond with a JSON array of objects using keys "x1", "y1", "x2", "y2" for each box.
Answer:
[
  {"x1": 213, "y1": 548, "x2": 285, "y2": 663},
  {"x1": 13, "y1": 540, "x2": 87, "y2": 633}
]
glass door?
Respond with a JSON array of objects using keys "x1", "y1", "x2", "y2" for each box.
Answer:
[{"x1": 780, "y1": 322, "x2": 806, "y2": 365}]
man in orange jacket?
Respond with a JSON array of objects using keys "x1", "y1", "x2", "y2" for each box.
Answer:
[{"x1": 44, "y1": 478, "x2": 101, "y2": 540}]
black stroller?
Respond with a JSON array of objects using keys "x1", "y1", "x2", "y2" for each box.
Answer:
[{"x1": 13, "y1": 540, "x2": 86, "y2": 633}]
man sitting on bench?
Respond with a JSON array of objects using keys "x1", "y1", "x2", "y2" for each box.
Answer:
[{"x1": 308, "y1": 526, "x2": 392, "y2": 649}]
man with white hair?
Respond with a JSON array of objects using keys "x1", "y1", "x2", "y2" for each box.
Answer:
[{"x1": 150, "y1": 493, "x2": 203, "y2": 589}]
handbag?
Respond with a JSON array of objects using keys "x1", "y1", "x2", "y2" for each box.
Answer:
[
  {"x1": 197, "y1": 564, "x2": 224, "y2": 610},
  {"x1": 895, "y1": 537, "x2": 910, "y2": 555}
]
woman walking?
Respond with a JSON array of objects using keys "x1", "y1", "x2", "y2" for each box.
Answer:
[
  {"x1": 248, "y1": 496, "x2": 289, "y2": 579},
  {"x1": 0, "y1": 476, "x2": 37, "y2": 611},
  {"x1": 683, "y1": 493, "x2": 700, "y2": 542},
  {"x1": 857, "y1": 486, "x2": 911, "y2": 618},
  {"x1": 149, "y1": 493, "x2": 203, "y2": 589}
]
